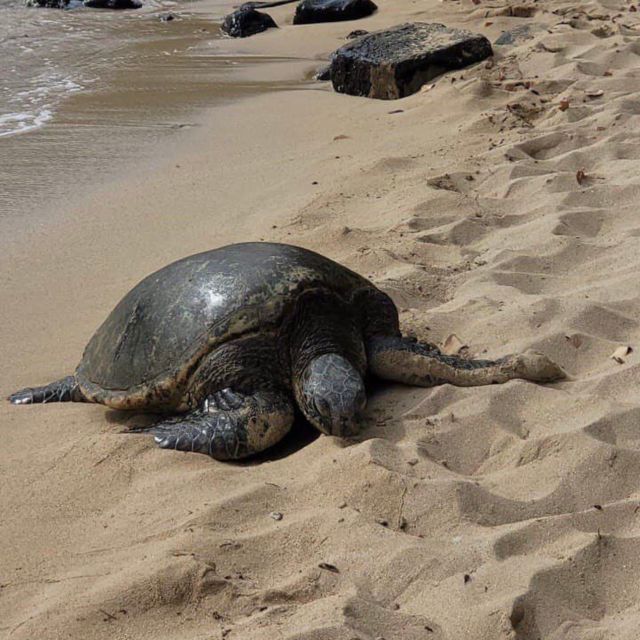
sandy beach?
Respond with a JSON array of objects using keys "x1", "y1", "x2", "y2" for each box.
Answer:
[{"x1": 3, "y1": 0, "x2": 640, "y2": 638}]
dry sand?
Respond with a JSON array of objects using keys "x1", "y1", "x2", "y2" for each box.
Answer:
[{"x1": 3, "y1": 0, "x2": 640, "y2": 638}]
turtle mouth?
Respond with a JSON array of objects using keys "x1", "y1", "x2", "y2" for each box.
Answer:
[
  {"x1": 330, "y1": 414, "x2": 363, "y2": 438},
  {"x1": 312, "y1": 395, "x2": 365, "y2": 438},
  {"x1": 306, "y1": 398, "x2": 360, "y2": 437}
]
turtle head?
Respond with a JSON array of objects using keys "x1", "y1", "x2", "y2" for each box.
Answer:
[{"x1": 295, "y1": 354, "x2": 366, "y2": 437}]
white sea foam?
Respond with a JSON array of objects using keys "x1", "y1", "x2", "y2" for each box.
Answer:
[
  {"x1": 0, "y1": 0, "x2": 200, "y2": 139},
  {"x1": 0, "y1": 109, "x2": 53, "y2": 137},
  {"x1": 0, "y1": 70, "x2": 84, "y2": 137},
  {"x1": 0, "y1": 0, "x2": 89, "y2": 139}
]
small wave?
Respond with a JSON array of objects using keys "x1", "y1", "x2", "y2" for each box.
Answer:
[
  {"x1": 1, "y1": 70, "x2": 84, "y2": 137},
  {"x1": 15, "y1": 77, "x2": 83, "y2": 101},
  {"x1": 0, "y1": 109, "x2": 53, "y2": 137}
]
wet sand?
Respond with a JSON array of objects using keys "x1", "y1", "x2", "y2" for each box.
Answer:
[
  {"x1": 4, "y1": 0, "x2": 640, "y2": 638},
  {"x1": 0, "y1": 3, "x2": 318, "y2": 240}
]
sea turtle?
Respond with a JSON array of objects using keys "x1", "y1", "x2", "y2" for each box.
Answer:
[{"x1": 8, "y1": 242, "x2": 564, "y2": 460}]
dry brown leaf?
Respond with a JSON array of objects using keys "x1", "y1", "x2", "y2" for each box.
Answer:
[
  {"x1": 442, "y1": 334, "x2": 467, "y2": 355},
  {"x1": 576, "y1": 169, "x2": 587, "y2": 185},
  {"x1": 559, "y1": 98, "x2": 570, "y2": 111},
  {"x1": 333, "y1": 134, "x2": 349, "y2": 141},
  {"x1": 611, "y1": 345, "x2": 632, "y2": 364}
]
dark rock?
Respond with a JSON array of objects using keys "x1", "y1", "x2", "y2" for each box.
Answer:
[
  {"x1": 346, "y1": 29, "x2": 368, "y2": 39},
  {"x1": 221, "y1": 8, "x2": 277, "y2": 37},
  {"x1": 330, "y1": 22, "x2": 493, "y2": 99},
  {"x1": 315, "y1": 65, "x2": 332, "y2": 81},
  {"x1": 240, "y1": 0, "x2": 297, "y2": 9},
  {"x1": 160, "y1": 12, "x2": 176, "y2": 21},
  {"x1": 293, "y1": 0, "x2": 377, "y2": 25},
  {"x1": 83, "y1": 0, "x2": 142, "y2": 8},
  {"x1": 25, "y1": 0, "x2": 69, "y2": 7}
]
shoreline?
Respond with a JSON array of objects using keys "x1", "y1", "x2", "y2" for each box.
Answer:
[
  {"x1": 4, "y1": 0, "x2": 640, "y2": 638},
  {"x1": 0, "y1": 0, "x2": 319, "y2": 245},
  {"x1": 0, "y1": 0, "x2": 506, "y2": 247}
]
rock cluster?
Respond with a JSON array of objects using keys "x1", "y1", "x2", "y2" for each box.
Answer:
[{"x1": 222, "y1": 0, "x2": 376, "y2": 38}]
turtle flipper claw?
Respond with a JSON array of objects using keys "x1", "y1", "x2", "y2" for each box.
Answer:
[
  {"x1": 150, "y1": 420, "x2": 211, "y2": 453},
  {"x1": 125, "y1": 390, "x2": 294, "y2": 460},
  {"x1": 9, "y1": 388, "x2": 37, "y2": 405},
  {"x1": 8, "y1": 376, "x2": 84, "y2": 404},
  {"x1": 125, "y1": 416, "x2": 209, "y2": 452}
]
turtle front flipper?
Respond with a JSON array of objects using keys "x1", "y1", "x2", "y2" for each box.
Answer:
[
  {"x1": 130, "y1": 389, "x2": 294, "y2": 460},
  {"x1": 8, "y1": 376, "x2": 86, "y2": 405},
  {"x1": 367, "y1": 336, "x2": 565, "y2": 387}
]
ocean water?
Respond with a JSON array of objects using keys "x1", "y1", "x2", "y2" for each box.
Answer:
[
  {"x1": 0, "y1": 0, "x2": 227, "y2": 137},
  {"x1": 0, "y1": 0, "x2": 318, "y2": 240}
]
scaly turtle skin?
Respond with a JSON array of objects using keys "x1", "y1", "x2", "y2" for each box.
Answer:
[{"x1": 8, "y1": 242, "x2": 565, "y2": 460}]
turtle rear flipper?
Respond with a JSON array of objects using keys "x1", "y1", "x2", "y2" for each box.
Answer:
[
  {"x1": 367, "y1": 336, "x2": 565, "y2": 387},
  {"x1": 128, "y1": 389, "x2": 294, "y2": 460},
  {"x1": 8, "y1": 376, "x2": 86, "y2": 405}
]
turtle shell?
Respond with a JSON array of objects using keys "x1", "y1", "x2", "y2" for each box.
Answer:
[{"x1": 76, "y1": 242, "x2": 374, "y2": 406}]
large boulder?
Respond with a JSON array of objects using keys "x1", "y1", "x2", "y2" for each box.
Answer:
[
  {"x1": 330, "y1": 22, "x2": 493, "y2": 99},
  {"x1": 221, "y1": 7, "x2": 277, "y2": 37},
  {"x1": 293, "y1": 0, "x2": 376, "y2": 25}
]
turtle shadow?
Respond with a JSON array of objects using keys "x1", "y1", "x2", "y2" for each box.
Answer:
[
  {"x1": 238, "y1": 416, "x2": 321, "y2": 465},
  {"x1": 105, "y1": 409, "x2": 155, "y2": 429}
]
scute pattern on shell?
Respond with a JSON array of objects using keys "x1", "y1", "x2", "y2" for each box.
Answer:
[{"x1": 76, "y1": 243, "x2": 377, "y2": 405}]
